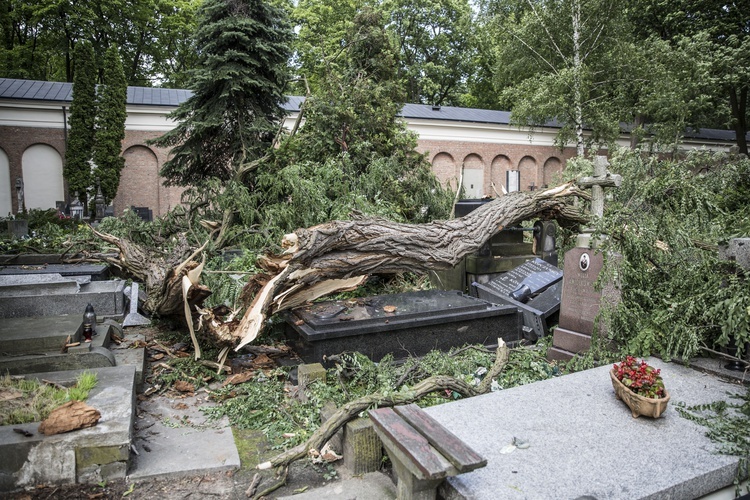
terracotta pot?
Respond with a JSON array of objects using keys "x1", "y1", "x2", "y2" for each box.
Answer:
[{"x1": 610, "y1": 369, "x2": 670, "y2": 418}]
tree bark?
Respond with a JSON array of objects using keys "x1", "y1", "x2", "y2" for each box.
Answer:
[
  {"x1": 729, "y1": 86, "x2": 748, "y2": 155},
  {"x1": 91, "y1": 229, "x2": 210, "y2": 317}
]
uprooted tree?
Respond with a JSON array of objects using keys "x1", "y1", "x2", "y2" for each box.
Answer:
[{"x1": 93, "y1": 182, "x2": 588, "y2": 350}]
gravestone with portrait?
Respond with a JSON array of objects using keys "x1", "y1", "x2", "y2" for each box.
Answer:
[{"x1": 548, "y1": 157, "x2": 621, "y2": 361}]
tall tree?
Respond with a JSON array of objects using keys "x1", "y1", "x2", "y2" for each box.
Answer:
[
  {"x1": 0, "y1": 0, "x2": 199, "y2": 85},
  {"x1": 253, "y1": 6, "x2": 451, "y2": 237},
  {"x1": 489, "y1": 0, "x2": 627, "y2": 156},
  {"x1": 292, "y1": 0, "x2": 360, "y2": 92},
  {"x1": 151, "y1": 0, "x2": 293, "y2": 186},
  {"x1": 63, "y1": 41, "x2": 97, "y2": 206},
  {"x1": 629, "y1": 0, "x2": 750, "y2": 154},
  {"x1": 93, "y1": 45, "x2": 127, "y2": 203},
  {"x1": 384, "y1": 0, "x2": 476, "y2": 106}
]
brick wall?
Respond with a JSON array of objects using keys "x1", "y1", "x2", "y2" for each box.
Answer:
[
  {"x1": 0, "y1": 125, "x2": 579, "y2": 217},
  {"x1": 0, "y1": 126, "x2": 66, "y2": 213},
  {"x1": 417, "y1": 139, "x2": 577, "y2": 196}
]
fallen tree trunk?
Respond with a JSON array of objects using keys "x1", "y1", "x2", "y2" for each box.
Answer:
[
  {"x1": 91, "y1": 230, "x2": 211, "y2": 317},
  {"x1": 259, "y1": 340, "x2": 510, "y2": 469},
  {"x1": 230, "y1": 182, "x2": 588, "y2": 349}
]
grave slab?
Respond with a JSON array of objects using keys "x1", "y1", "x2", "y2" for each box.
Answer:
[
  {"x1": 0, "y1": 279, "x2": 125, "y2": 319},
  {"x1": 128, "y1": 391, "x2": 240, "y2": 481},
  {"x1": 0, "y1": 262, "x2": 109, "y2": 280},
  {"x1": 285, "y1": 290, "x2": 521, "y2": 365},
  {"x1": 422, "y1": 359, "x2": 744, "y2": 499},
  {"x1": 0, "y1": 274, "x2": 82, "y2": 297},
  {"x1": 0, "y1": 365, "x2": 136, "y2": 490}
]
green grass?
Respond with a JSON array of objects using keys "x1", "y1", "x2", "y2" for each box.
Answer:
[{"x1": 0, "y1": 371, "x2": 98, "y2": 426}]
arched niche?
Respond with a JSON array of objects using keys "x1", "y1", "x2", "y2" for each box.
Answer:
[
  {"x1": 431, "y1": 152, "x2": 458, "y2": 190},
  {"x1": 461, "y1": 153, "x2": 485, "y2": 199},
  {"x1": 22, "y1": 144, "x2": 64, "y2": 210},
  {"x1": 490, "y1": 154, "x2": 512, "y2": 195},
  {"x1": 518, "y1": 156, "x2": 538, "y2": 191},
  {"x1": 543, "y1": 157, "x2": 563, "y2": 188},
  {"x1": 114, "y1": 145, "x2": 159, "y2": 217},
  {"x1": 0, "y1": 148, "x2": 11, "y2": 216}
]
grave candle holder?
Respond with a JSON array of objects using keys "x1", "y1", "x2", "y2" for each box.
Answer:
[{"x1": 83, "y1": 303, "x2": 96, "y2": 342}]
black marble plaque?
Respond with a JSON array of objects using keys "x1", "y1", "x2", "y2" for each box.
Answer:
[{"x1": 472, "y1": 258, "x2": 563, "y2": 339}]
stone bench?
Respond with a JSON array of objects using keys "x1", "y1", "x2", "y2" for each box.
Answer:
[{"x1": 369, "y1": 403, "x2": 487, "y2": 500}]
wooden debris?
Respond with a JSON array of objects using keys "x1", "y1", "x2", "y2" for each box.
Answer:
[
  {"x1": 38, "y1": 401, "x2": 101, "y2": 435},
  {"x1": 60, "y1": 334, "x2": 72, "y2": 353},
  {"x1": 245, "y1": 473, "x2": 261, "y2": 498},
  {"x1": 41, "y1": 379, "x2": 67, "y2": 391}
]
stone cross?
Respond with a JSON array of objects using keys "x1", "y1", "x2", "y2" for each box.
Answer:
[
  {"x1": 576, "y1": 156, "x2": 621, "y2": 220},
  {"x1": 572, "y1": 156, "x2": 621, "y2": 248}
]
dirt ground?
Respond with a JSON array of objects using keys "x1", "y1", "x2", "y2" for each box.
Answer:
[
  {"x1": 8, "y1": 461, "x2": 353, "y2": 499},
  {"x1": 3, "y1": 325, "x2": 370, "y2": 500}
]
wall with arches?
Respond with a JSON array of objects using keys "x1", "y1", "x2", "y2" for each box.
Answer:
[
  {"x1": 22, "y1": 144, "x2": 64, "y2": 209},
  {"x1": 419, "y1": 139, "x2": 576, "y2": 198},
  {"x1": 0, "y1": 123, "x2": 576, "y2": 218},
  {"x1": 0, "y1": 148, "x2": 11, "y2": 216},
  {"x1": 0, "y1": 126, "x2": 183, "y2": 217}
]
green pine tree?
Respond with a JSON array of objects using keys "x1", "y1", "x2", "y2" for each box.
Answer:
[
  {"x1": 63, "y1": 42, "x2": 97, "y2": 207},
  {"x1": 93, "y1": 45, "x2": 127, "y2": 203},
  {"x1": 151, "y1": 0, "x2": 293, "y2": 186}
]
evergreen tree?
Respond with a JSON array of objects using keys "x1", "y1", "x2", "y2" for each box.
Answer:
[
  {"x1": 151, "y1": 0, "x2": 293, "y2": 186},
  {"x1": 93, "y1": 45, "x2": 127, "y2": 203},
  {"x1": 63, "y1": 42, "x2": 97, "y2": 206}
]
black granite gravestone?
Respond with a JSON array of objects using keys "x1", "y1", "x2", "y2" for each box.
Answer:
[
  {"x1": 285, "y1": 290, "x2": 521, "y2": 365},
  {"x1": 472, "y1": 258, "x2": 562, "y2": 340}
]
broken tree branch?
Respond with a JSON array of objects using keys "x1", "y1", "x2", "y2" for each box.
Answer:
[
  {"x1": 231, "y1": 182, "x2": 587, "y2": 350},
  {"x1": 258, "y1": 341, "x2": 509, "y2": 469}
]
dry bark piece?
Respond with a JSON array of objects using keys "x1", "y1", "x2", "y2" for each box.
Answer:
[
  {"x1": 223, "y1": 371, "x2": 255, "y2": 386},
  {"x1": 173, "y1": 380, "x2": 195, "y2": 393},
  {"x1": 38, "y1": 401, "x2": 101, "y2": 435},
  {"x1": 383, "y1": 305, "x2": 397, "y2": 313}
]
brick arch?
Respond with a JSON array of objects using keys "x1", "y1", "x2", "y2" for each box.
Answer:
[
  {"x1": 461, "y1": 153, "x2": 485, "y2": 199},
  {"x1": 491, "y1": 154, "x2": 512, "y2": 195},
  {"x1": 518, "y1": 155, "x2": 538, "y2": 191},
  {"x1": 431, "y1": 152, "x2": 458, "y2": 190},
  {"x1": 114, "y1": 145, "x2": 160, "y2": 217},
  {"x1": 543, "y1": 157, "x2": 563, "y2": 187},
  {"x1": 22, "y1": 144, "x2": 64, "y2": 210}
]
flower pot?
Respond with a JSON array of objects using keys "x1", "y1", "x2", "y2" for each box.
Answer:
[{"x1": 610, "y1": 369, "x2": 670, "y2": 418}]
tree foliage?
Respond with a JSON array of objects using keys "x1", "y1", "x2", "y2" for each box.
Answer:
[
  {"x1": 628, "y1": 0, "x2": 750, "y2": 154},
  {"x1": 488, "y1": 0, "x2": 628, "y2": 155},
  {"x1": 598, "y1": 149, "x2": 750, "y2": 360},
  {"x1": 0, "y1": 0, "x2": 200, "y2": 85},
  {"x1": 175, "y1": 7, "x2": 452, "y2": 254},
  {"x1": 251, "y1": 7, "x2": 451, "y2": 243},
  {"x1": 384, "y1": 0, "x2": 476, "y2": 106},
  {"x1": 93, "y1": 45, "x2": 127, "y2": 203},
  {"x1": 151, "y1": 0, "x2": 293, "y2": 186},
  {"x1": 63, "y1": 42, "x2": 96, "y2": 206}
]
